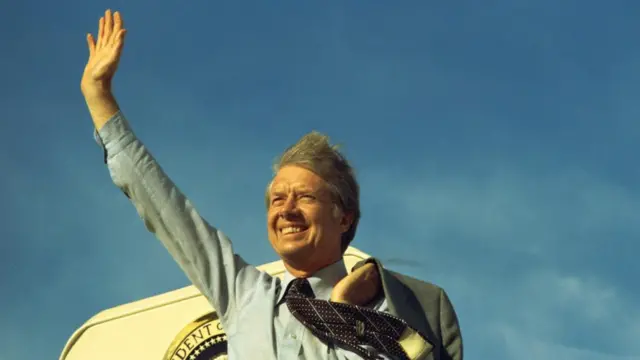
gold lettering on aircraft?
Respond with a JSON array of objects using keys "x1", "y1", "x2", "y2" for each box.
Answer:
[{"x1": 163, "y1": 312, "x2": 228, "y2": 360}]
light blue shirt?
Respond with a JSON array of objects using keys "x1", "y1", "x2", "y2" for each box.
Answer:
[{"x1": 95, "y1": 111, "x2": 394, "y2": 359}]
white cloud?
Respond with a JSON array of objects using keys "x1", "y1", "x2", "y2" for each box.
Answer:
[
  {"x1": 432, "y1": 264, "x2": 640, "y2": 359},
  {"x1": 361, "y1": 166, "x2": 639, "y2": 255},
  {"x1": 496, "y1": 322, "x2": 640, "y2": 360},
  {"x1": 357, "y1": 165, "x2": 640, "y2": 359}
]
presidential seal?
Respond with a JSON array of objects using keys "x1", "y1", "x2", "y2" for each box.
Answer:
[{"x1": 163, "y1": 312, "x2": 228, "y2": 360}]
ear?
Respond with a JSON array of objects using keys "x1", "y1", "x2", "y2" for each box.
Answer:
[{"x1": 340, "y1": 211, "x2": 354, "y2": 233}]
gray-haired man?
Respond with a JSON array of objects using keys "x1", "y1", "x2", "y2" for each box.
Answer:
[{"x1": 81, "y1": 10, "x2": 462, "y2": 360}]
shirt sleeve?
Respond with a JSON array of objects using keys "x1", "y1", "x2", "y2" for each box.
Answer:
[{"x1": 94, "y1": 111, "x2": 266, "y2": 324}]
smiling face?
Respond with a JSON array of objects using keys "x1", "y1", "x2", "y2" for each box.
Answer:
[{"x1": 267, "y1": 165, "x2": 352, "y2": 275}]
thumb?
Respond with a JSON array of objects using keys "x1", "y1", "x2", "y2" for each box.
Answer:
[{"x1": 86, "y1": 33, "x2": 96, "y2": 56}]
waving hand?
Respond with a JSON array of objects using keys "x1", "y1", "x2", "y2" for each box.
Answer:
[{"x1": 81, "y1": 10, "x2": 126, "y2": 130}]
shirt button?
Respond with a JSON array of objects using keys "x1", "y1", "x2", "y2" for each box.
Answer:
[{"x1": 289, "y1": 334, "x2": 297, "y2": 340}]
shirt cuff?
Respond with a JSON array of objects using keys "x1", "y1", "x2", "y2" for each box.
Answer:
[{"x1": 93, "y1": 111, "x2": 136, "y2": 163}]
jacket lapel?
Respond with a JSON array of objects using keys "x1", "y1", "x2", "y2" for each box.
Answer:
[{"x1": 363, "y1": 258, "x2": 440, "y2": 359}]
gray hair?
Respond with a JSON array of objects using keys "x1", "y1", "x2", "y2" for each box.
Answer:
[{"x1": 265, "y1": 131, "x2": 361, "y2": 252}]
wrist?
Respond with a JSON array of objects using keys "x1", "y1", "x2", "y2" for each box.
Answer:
[
  {"x1": 82, "y1": 88, "x2": 120, "y2": 131},
  {"x1": 81, "y1": 80, "x2": 112, "y2": 99}
]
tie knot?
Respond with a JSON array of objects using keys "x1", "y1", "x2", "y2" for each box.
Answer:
[{"x1": 286, "y1": 278, "x2": 315, "y2": 299}]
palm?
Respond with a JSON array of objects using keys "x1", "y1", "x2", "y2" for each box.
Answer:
[
  {"x1": 87, "y1": 47, "x2": 120, "y2": 80},
  {"x1": 81, "y1": 10, "x2": 126, "y2": 91}
]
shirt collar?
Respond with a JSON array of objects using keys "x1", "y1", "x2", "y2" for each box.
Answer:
[{"x1": 276, "y1": 259, "x2": 348, "y2": 305}]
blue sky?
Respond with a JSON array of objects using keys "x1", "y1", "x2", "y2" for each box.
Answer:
[{"x1": 2, "y1": 1, "x2": 639, "y2": 359}]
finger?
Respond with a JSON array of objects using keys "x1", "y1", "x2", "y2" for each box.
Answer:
[
  {"x1": 111, "y1": 11, "x2": 122, "y2": 43},
  {"x1": 96, "y1": 16, "x2": 104, "y2": 49},
  {"x1": 86, "y1": 33, "x2": 96, "y2": 56},
  {"x1": 103, "y1": 9, "x2": 113, "y2": 44},
  {"x1": 113, "y1": 29, "x2": 127, "y2": 53}
]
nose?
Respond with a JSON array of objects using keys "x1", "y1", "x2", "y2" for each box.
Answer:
[{"x1": 279, "y1": 195, "x2": 298, "y2": 218}]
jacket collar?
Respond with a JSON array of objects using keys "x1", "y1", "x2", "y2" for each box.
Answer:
[{"x1": 365, "y1": 258, "x2": 438, "y2": 349}]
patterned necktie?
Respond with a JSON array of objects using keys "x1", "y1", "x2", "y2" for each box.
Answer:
[{"x1": 285, "y1": 278, "x2": 420, "y2": 360}]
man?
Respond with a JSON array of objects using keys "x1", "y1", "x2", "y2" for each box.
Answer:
[{"x1": 81, "y1": 10, "x2": 462, "y2": 360}]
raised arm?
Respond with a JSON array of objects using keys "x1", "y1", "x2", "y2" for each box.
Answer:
[{"x1": 79, "y1": 10, "x2": 265, "y2": 323}]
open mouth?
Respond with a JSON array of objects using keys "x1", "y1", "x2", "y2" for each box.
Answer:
[{"x1": 279, "y1": 225, "x2": 308, "y2": 235}]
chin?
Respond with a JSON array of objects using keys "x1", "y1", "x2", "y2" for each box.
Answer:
[{"x1": 276, "y1": 238, "x2": 313, "y2": 258}]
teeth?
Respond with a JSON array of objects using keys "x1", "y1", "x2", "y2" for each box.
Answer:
[{"x1": 281, "y1": 227, "x2": 304, "y2": 235}]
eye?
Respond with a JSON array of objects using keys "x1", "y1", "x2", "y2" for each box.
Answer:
[
  {"x1": 299, "y1": 194, "x2": 315, "y2": 201},
  {"x1": 271, "y1": 196, "x2": 284, "y2": 205}
]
